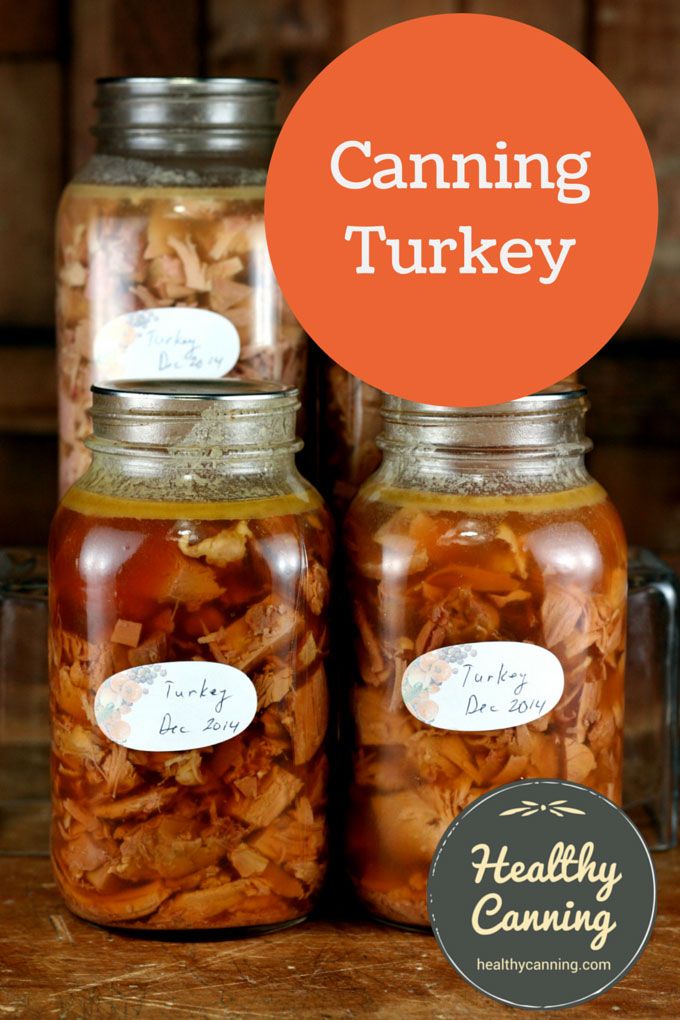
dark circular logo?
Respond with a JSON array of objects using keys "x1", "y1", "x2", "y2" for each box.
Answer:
[{"x1": 428, "y1": 779, "x2": 656, "y2": 1011}]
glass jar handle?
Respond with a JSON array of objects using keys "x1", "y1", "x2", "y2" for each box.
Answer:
[{"x1": 624, "y1": 547, "x2": 679, "y2": 850}]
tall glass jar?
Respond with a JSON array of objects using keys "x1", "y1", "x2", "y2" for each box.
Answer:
[
  {"x1": 49, "y1": 380, "x2": 332, "y2": 931},
  {"x1": 344, "y1": 387, "x2": 626, "y2": 927},
  {"x1": 56, "y1": 78, "x2": 304, "y2": 495},
  {"x1": 323, "y1": 362, "x2": 382, "y2": 512}
]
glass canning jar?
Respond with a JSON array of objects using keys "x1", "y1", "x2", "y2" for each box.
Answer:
[
  {"x1": 49, "y1": 380, "x2": 332, "y2": 931},
  {"x1": 56, "y1": 77, "x2": 304, "y2": 495},
  {"x1": 343, "y1": 386, "x2": 627, "y2": 928}
]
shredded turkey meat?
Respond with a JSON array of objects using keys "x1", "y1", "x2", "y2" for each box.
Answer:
[
  {"x1": 50, "y1": 495, "x2": 332, "y2": 929},
  {"x1": 344, "y1": 484, "x2": 626, "y2": 926},
  {"x1": 56, "y1": 184, "x2": 306, "y2": 494}
]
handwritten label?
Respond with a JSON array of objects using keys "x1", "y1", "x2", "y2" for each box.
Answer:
[
  {"x1": 402, "y1": 641, "x2": 564, "y2": 731},
  {"x1": 93, "y1": 307, "x2": 240, "y2": 381},
  {"x1": 94, "y1": 661, "x2": 257, "y2": 752}
]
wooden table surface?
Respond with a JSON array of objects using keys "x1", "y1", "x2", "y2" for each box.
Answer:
[
  {"x1": 2, "y1": 549, "x2": 679, "y2": 1017},
  {"x1": 1, "y1": 848, "x2": 678, "y2": 1020}
]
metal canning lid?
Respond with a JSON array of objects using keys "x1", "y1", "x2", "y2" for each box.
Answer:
[
  {"x1": 90, "y1": 379, "x2": 300, "y2": 450},
  {"x1": 380, "y1": 384, "x2": 590, "y2": 452},
  {"x1": 93, "y1": 378, "x2": 297, "y2": 400},
  {"x1": 96, "y1": 76, "x2": 278, "y2": 88},
  {"x1": 382, "y1": 383, "x2": 588, "y2": 418},
  {"x1": 94, "y1": 77, "x2": 279, "y2": 131}
]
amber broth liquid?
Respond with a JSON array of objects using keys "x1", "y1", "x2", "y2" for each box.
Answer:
[
  {"x1": 49, "y1": 489, "x2": 331, "y2": 929},
  {"x1": 344, "y1": 482, "x2": 626, "y2": 927}
]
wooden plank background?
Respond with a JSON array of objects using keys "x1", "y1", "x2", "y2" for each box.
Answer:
[{"x1": 0, "y1": 0, "x2": 678, "y2": 553}]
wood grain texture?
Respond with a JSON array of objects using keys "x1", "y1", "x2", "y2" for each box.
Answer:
[
  {"x1": 0, "y1": 362, "x2": 54, "y2": 540},
  {"x1": 207, "y1": 0, "x2": 338, "y2": 117},
  {"x1": 0, "y1": 434, "x2": 56, "y2": 546},
  {"x1": 0, "y1": 62, "x2": 62, "y2": 327},
  {"x1": 0, "y1": 347, "x2": 57, "y2": 434},
  {"x1": 69, "y1": 0, "x2": 202, "y2": 170},
  {"x1": 0, "y1": 853, "x2": 678, "y2": 1018},
  {"x1": 464, "y1": 0, "x2": 586, "y2": 50},
  {"x1": 588, "y1": 442, "x2": 680, "y2": 554},
  {"x1": 0, "y1": 0, "x2": 60, "y2": 56},
  {"x1": 581, "y1": 341, "x2": 680, "y2": 445},
  {"x1": 592, "y1": 0, "x2": 680, "y2": 336},
  {"x1": 343, "y1": 0, "x2": 459, "y2": 46}
]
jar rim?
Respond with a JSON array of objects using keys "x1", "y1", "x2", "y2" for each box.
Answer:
[
  {"x1": 379, "y1": 383, "x2": 590, "y2": 454},
  {"x1": 95, "y1": 76, "x2": 279, "y2": 92},
  {"x1": 382, "y1": 383, "x2": 587, "y2": 418},
  {"x1": 91, "y1": 76, "x2": 280, "y2": 157},
  {"x1": 89, "y1": 379, "x2": 301, "y2": 452},
  {"x1": 92, "y1": 379, "x2": 297, "y2": 402}
]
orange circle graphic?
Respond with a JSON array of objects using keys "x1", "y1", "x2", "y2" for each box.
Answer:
[{"x1": 265, "y1": 14, "x2": 657, "y2": 406}]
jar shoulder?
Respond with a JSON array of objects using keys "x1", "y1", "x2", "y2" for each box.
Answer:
[
  {"x1": 62, "y1": 153, "x2": 268, "y2": 193},
  {"x1": 52, "y1": 483, "x2": 331, "y2": 561}
]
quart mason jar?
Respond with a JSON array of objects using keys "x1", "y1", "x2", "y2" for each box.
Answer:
[
  {"x1": 56, "y1": 77, "x2": 304, "y2": 495},
  {"x1": 49, "y1": 380, "x2": 332, "y2": 931},
  {"x1": 344, "y1": 387, "x2": 626, "y2": 927}
]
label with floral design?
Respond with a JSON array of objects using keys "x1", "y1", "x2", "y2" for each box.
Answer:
[
  {"x1": 401, "y1": 641, "x2": 564, "y2": 731},
  {"x1": 93, "y1": 307, "x2": 240, "y2": 381},
  {"x1": 94, "y1": 661, "x2": 257, "y2": 752}
]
